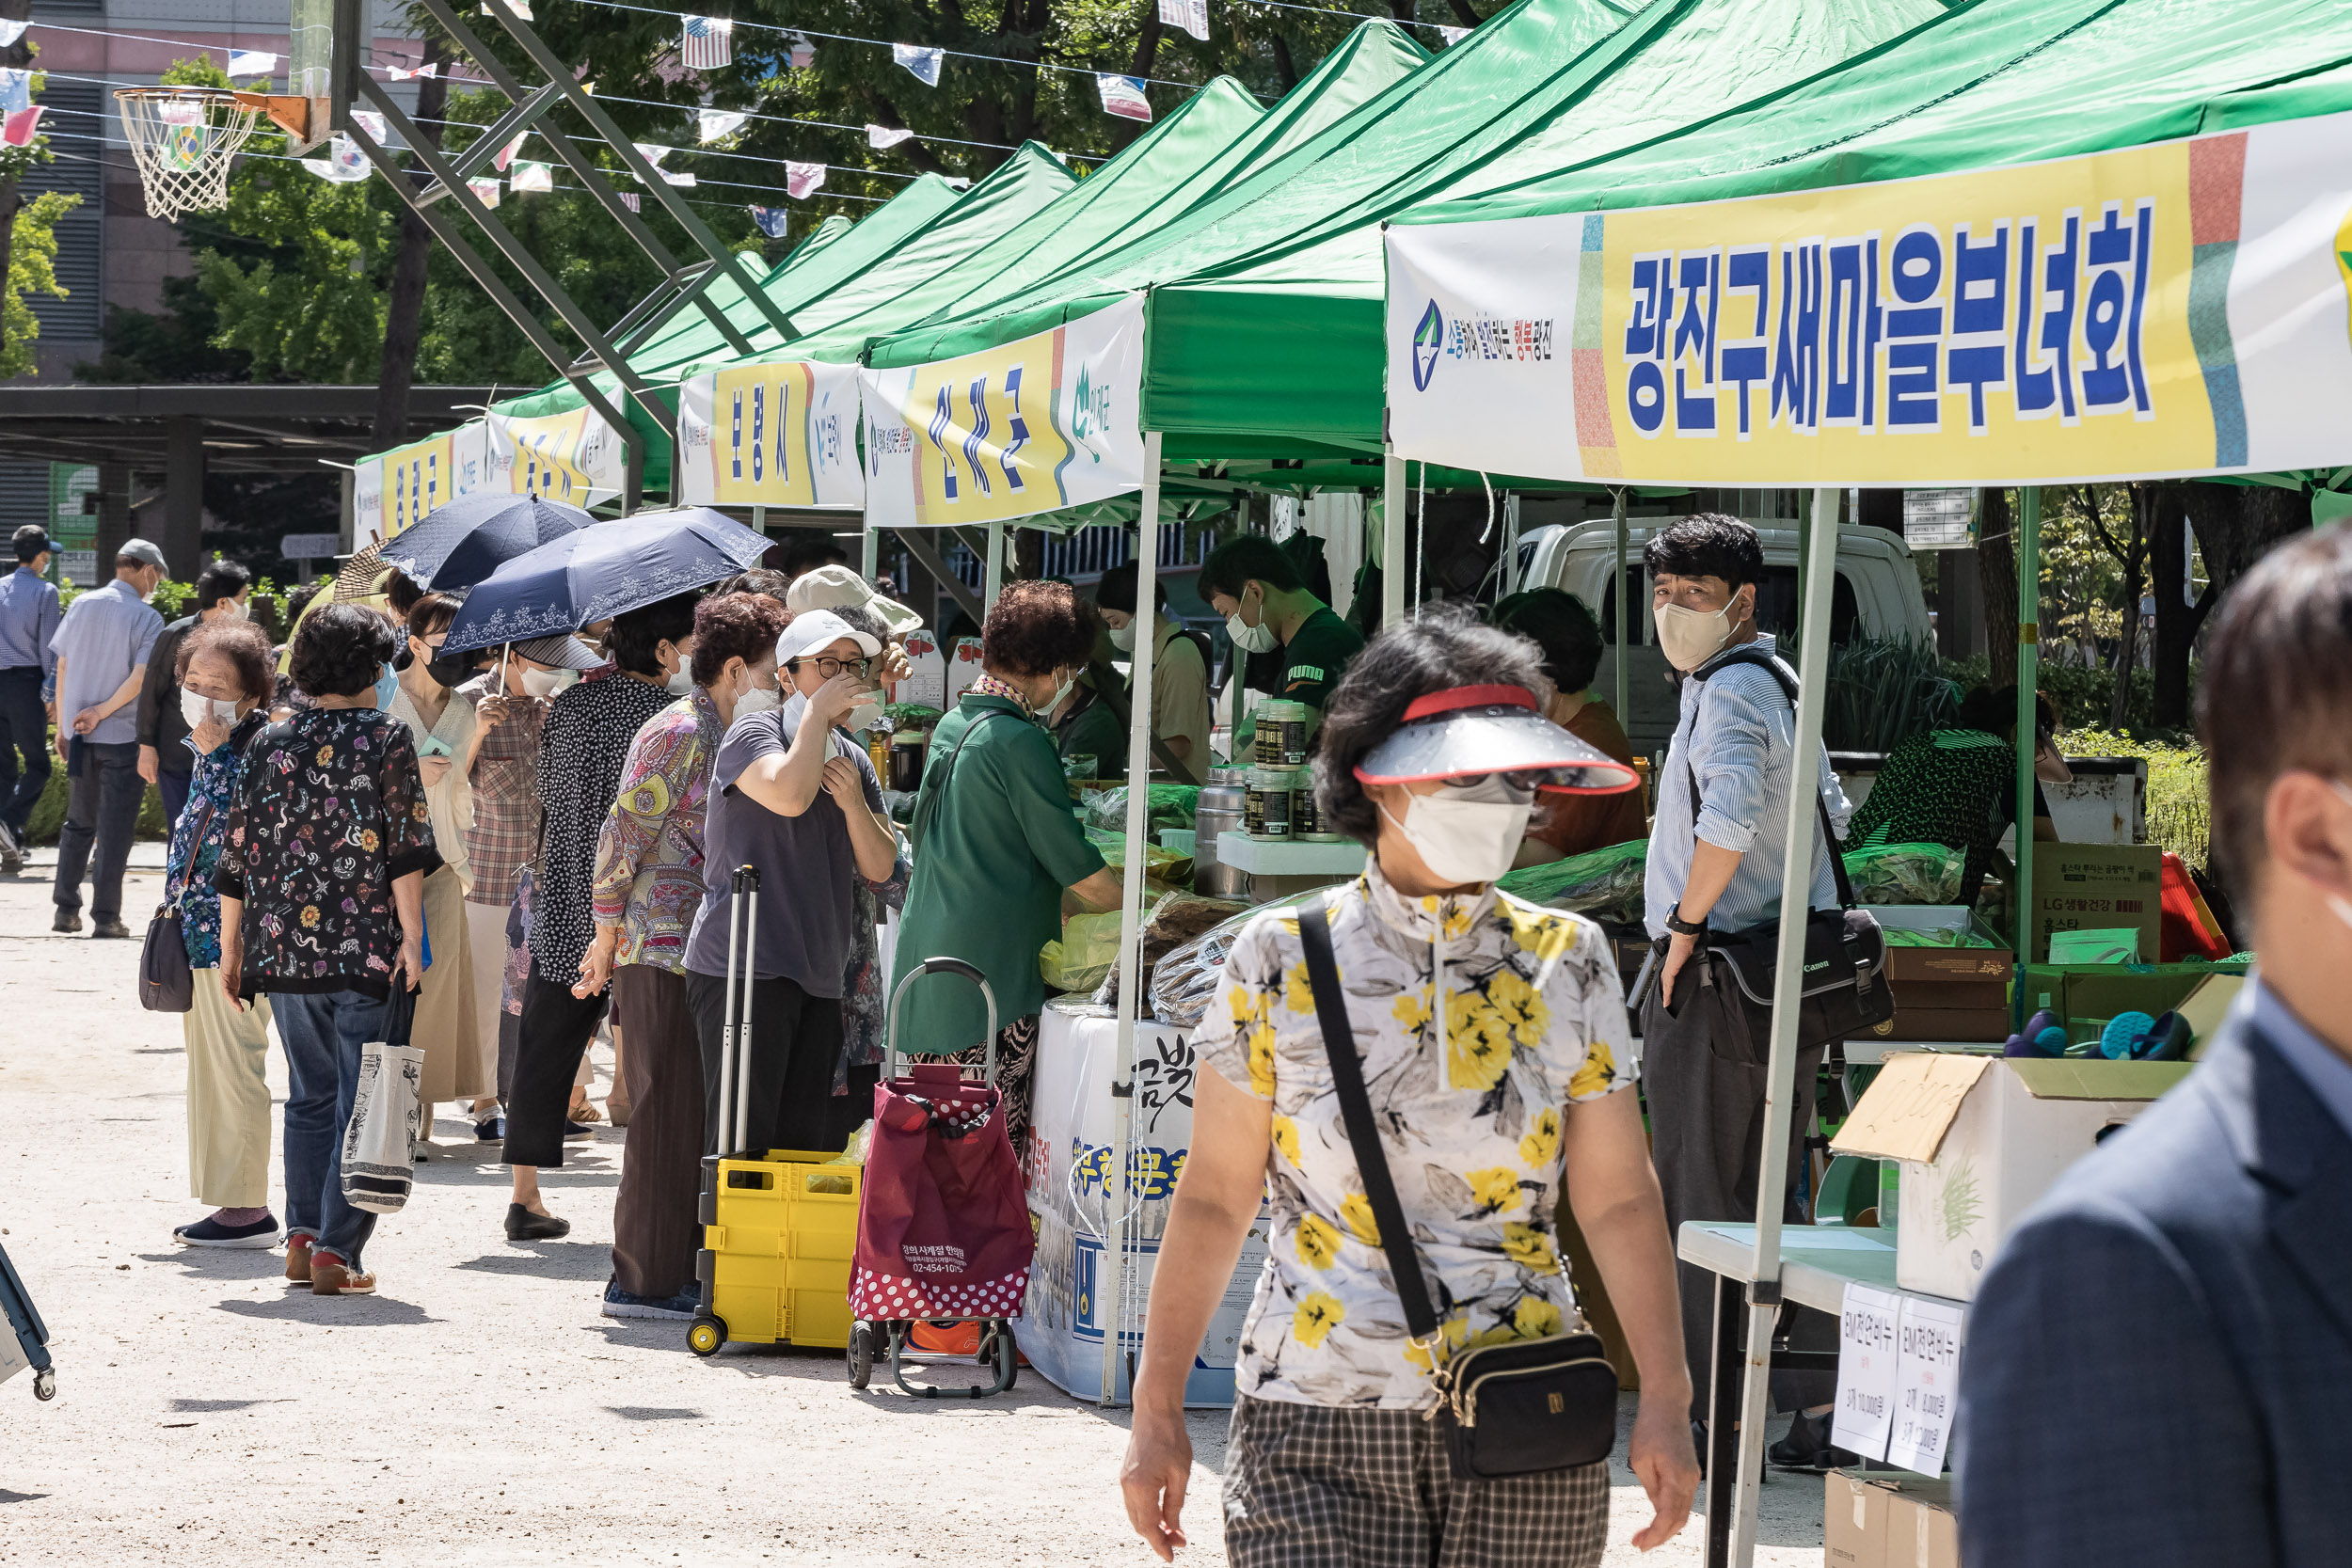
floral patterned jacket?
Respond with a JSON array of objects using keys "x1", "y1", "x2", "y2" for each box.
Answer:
[
  {"x1": 162, "y1": 712, "x2": 267, "y2": 970},
  {"x1": 212, "y1": 705, "x2": 441, "y2": 1000},
  {"x1": 1193, "y1": 862, "x2": 1635, "y2": 1410}
]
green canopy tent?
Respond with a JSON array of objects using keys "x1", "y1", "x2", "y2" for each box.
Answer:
[{"x1": 1382, "y1": 0, "x2": 2352, "y2": 1561}]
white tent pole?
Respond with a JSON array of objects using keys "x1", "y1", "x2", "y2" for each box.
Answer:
[
  {"x1": 1727, "y1": 483, "x2": 1842, "y2": 1567},
  {"x1": 1102, "y1": 430, "x2": 1164, "y2": 1405},
  {"x1": 861, "y1": 521, "x2": 880, "y2": 580},
  {"x1": 1612, "y1": 487, "x2": 1629, "y2": 721},
  {"x1": 984, "y1": 520, "x2": 1005, "y2": 612},
  {"x1": 1382, "y1": 451, "x2": 1406, "y2": 627}
]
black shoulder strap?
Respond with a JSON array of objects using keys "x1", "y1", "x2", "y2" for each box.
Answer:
[
  {"x1": 1297, "y1": 893, "x2": 1439, "y2": 1340},
  {"x1": 1683, "y1": 651, "x2": 1856, "y2": 910},
  {"x1": 909, "y1": 708, "x2": 1011, "y2": 852}
]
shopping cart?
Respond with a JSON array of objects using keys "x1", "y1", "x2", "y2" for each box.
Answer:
[
  {"x1": 844, "y1": 957, "x2": 1033, "y2": 1400},
  {"x1": 1, "y1": 1238, "x2": 56, "y2": 1402}
]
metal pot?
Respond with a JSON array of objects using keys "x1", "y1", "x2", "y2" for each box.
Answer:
[{"x1": 1194, "y1": 783, "x2": 1248, "y2": 898}]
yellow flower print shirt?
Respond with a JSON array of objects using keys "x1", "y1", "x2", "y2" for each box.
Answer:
[{"x1": 1192, "y1": 860, "x2": 1634, "y2": 1411}]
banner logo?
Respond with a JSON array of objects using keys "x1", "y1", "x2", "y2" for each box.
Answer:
[{"x1": 1412, "y1": 300, "x2": 1444, "y2": 390}]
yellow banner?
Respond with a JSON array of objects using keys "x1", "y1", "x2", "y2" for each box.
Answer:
[
  {"x1": 492, "y1": 408, "x2": 623, "y2": 504},
  {"x1": 381, "y1": 433, "x2": 454, "y2": 537}
]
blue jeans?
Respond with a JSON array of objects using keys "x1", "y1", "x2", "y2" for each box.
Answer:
[
  {"x1": 0, "y1": 666, "x2": 50, "y2": 835},
  {"x1": 271, "y1": 989, "x2": 387, "y2": 1268}
]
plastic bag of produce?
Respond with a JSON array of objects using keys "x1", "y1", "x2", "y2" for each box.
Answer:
[
  {"x1": 1085, "y1": 784, "x2": 1201, "y2": 836},
  {"x1": 1496, "y1": 838, "x2": 1648, "y2": 926},
  {"x1": 1040, "y1": 910, "x2": 1128, "y2": 993},
  {"x1": 1146, "y1": 891, "x2": 1323, "y2": 1027},
  {"x1": 1840, "y1": 841, "x2": 1963, "y2": 906},
  {"x1": 1091, "y1": 891, "x2": 1250, "y2": 1009},
  {"x1": 1084, "y1": 828, "x2": 1193, "y2": 882}
]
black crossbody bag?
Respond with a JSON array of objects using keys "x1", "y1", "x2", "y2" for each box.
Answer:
[
  {"x1": 1651, "y1": 650, "x2": 1893, "y2": 1063},
  {"x1": 1296, "y1": 893, "x2": 1619, "y2": 1480}
]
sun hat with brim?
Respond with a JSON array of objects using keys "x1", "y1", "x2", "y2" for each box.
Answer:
[
  {"x1": 776, "y1": 608, "x2": 882, "y2": 667},
  {"x1": 786, "y1": 563, "x2": 923, "y2": 636},
  {"x1": 1354, "y1": 685, "x2": 1641, "y2": 795},
  {"x1": 507, "y1": 633, "x2": 606, "y2": 672}
]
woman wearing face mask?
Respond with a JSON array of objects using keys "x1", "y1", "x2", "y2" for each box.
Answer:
[
  {"x1": 164, "y1": 617, "x2": 284, "y2": 1250},
  {"x1": 575, "y1": 591, "x2": 788, "y2": 1320},
  {"x1": 501, "y1": 592, "x2": 702, "y2": 1241},
  {"x1": 892, "y1": 580, "x2": 1126, "y2": 1163},
  {"x1": 1120, "y1": 608, "x2": 1697, "y2": 1568},
  {"x1": 136, "y1": 557, "x2": 253, "y2": 830},
  {"x1": 1095, "y1": 562, "x2": 1211, "y2": 775},
  {"x1": 456, "y1": 634, "x2": 598, "y2": 1144},
  {"x1": 386, "y1": 593, "x2": 485, "y2": 1146},
  {"x1": 682, "y1": 608, "x2": 902, "y2": 1159}
]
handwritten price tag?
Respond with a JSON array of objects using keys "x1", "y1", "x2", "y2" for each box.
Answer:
[
  {"x1": 1887, "y1": 1295, "x2": 1965, "y2": 1475},
  {"x1": 1833, "y1": 1281, "x2": 1902, "y2": 1462}
]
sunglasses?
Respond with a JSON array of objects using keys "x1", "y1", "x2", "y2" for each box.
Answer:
[{"x1": 1440, "y1": 770, "x2": 1552, "y2": 792}]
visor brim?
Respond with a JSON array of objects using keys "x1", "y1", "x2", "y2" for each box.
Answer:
[{"x1": 1355, "y1": 707, "x2": 1641, "y2": 795}]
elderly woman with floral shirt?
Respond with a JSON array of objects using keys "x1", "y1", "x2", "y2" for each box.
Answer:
[
  {"x1": 165, "y1": 617, "x2": 281, "y2": 1251},
  {"x1": 1120, "y1": 610, "x2": 1698, "y2": 1568},
  {"x1": 575, "y1": 591, "x2": 787, "y2": 1321}
]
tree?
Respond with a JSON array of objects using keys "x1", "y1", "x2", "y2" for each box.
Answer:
[
  {"x1": 1978, "y1": 487, "x2": 2018, "y2": 688},
  {"x1": 2145, "y1": 481, "x2": 2311, "y2": 729}
]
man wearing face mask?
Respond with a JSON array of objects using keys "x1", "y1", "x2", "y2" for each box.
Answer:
[
  {"x1": 457, "y1": 633, "x2": 600, "y2": 1142},
  {"x1": 48, "y1": 538, "x2": 167, "y2": 938},
  {"x1": 502, "y1": 592, "x2": 702, "y2": 1242},
  {"x1": 1200, "y1": 535, "x2": 1364, "y2": 752},
  {"x1": 683, "y1": 609, "x2": 902, "y2": 1159},
  {"x1": 136, "y1": 557, "x2": 251, "y2": 831},
  {"x1": 1095, "y1": 561, "x2": 1211, "y2": 773},
  {"x1": 1636, "y1": 515, "x2": 1852, "y2": 1458},
  {"x1": 894, "y1": 580, "x2": 1126, "y2": 1161},
  {"x1": 580, "y1": 590, "x2": 791, "y2": 1320}
]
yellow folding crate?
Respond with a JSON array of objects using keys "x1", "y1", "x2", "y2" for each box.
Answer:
[{"x1": 687, "y1": 1150, "x2": 862, "y2": 1356}]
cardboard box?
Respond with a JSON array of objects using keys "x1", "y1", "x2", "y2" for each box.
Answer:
[
  {"x1": 1873, "y1": 1006, "x2": 2011, "y2": 1043},
  {"x1": 1863, "y1": 906, "x2": 2015, "y2": 1043},
  {"x1": 1824, "y1": 1473, "x2": 1959, "y2": 1568},
  {"x1": 2028, "y1": 844, "x2": 2161, "y2": 964},
  {"x1": 1830, "y1": 1053, "x2": 2191, "y2": 1300}
]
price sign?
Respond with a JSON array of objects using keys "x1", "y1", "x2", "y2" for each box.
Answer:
[
  {"x1": 1887, "y1": 1295, "x2": 1966, "y2": 1475},
  {"x1": 1833, "y1": 1281, "x2": 1902, "y2": 1461}
]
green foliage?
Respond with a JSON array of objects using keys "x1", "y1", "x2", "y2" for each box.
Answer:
[
  {"x1": 22, "y1": 768, "x2": 170, "y2": 847},
  {"x1": 1942, "y1": 653, "x2": 2182, "y2": 739},
  {"x1": 2060, "y1": 728, "x2": 2211, "y2": 871},
  {"x1": 1823, "y1": 636, "x2": 1960, "y2": 752},
  {"x1": 2, "y1": 190, "x2": 76, "y2": 378}
]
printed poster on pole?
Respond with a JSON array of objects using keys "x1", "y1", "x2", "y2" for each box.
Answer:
[
  {"x1": 1385, "y1": 109, "x2": 2352, "y2": 485},
  {"x1": 354, "y1": 421, "x2": 495, "y2": 543},
  {"x1": 487, "y1": 407, "x2": 626, "y2": 507},
  {"x1": 676, "y1": 357, "x2": 865, "y2": 509},
  {"x1": 859, "y1": 293, "x2": 1147, "y2": 530}
]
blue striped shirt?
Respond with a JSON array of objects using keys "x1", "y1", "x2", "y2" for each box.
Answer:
[
  {"x1": 48, "y1": 578, "x2": 164, "y2": 747},
  {"x1": 0, "y1": 565, "x2": 62, "y2": 697}
]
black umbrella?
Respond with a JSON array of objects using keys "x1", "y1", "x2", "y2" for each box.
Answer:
[
  {"x1": 376, "y1": 493, "x2": 597, "y2": 591},
  {"x1": 443, "y1": 508, "x2": 771, "y2": 654}
]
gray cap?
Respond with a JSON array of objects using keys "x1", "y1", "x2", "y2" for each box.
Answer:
[
  {"x1": 508, "y1": 633, "x2": 606, "y2": 671},
  {"x1": 118, "y1": 537, "x2": 168, "y2": 574}
]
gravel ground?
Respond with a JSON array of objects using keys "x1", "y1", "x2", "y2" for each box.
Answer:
[{"x1": 0, "y1": 863, "x2": 1828, "y2": 1564}]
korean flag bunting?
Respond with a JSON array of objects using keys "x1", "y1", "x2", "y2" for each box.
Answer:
[
  {"x1": 697, "y1": 107, "x2": 748, "y2": 143},
  {"x1": 509, "y1": 160, "x2": 553, "y2": 194},
  {"x1": 894, "y1": 44, "x2": 943, "y2": 87},
  {"x1": 1097, "y1": 73, "x2": 1152, "y2": 122},
  {"x1": 748, "y1": 205, "x2": 790, "y2": 239},
  {"x1": 350, "y1": 108, "x2": 389, "y2": 148},
  {"x1": 300, "y1": 134, "x2": 370, "y2": 182},
  {"x1": 866, "y1": 123, "x2": 914, "y2": 150},
  {"x1": 226, "y1": 49, "x2": 278, "y2": 79},
  {"x1": 785, "y1": 161, "x2": 825, "y2": 200},
  {"x1": 1156, "y1": 0, "x2": 1209, "y2": 43},
  {"x1": 633, "y1": 141, "x2": 675, "y2": 166},
  {"x1": 681, "y1": 15, "x2": 732, "y2": 71}
]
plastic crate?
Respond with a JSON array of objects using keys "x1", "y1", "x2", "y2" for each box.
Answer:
[{"x1": 691, "y1": 1149, "x2": 862, "y2": 1353}]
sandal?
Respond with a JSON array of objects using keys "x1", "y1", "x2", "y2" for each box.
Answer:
[{"x1": 567, "y1": 1096, "x2": 602, "y2": 1125}]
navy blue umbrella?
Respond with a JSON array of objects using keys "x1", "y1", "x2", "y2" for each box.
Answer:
[
  {"x1": 442, "y1": 508, "x2": 771, "y2": 654},
  {"x1": 375, "y1": 493, "x2": 596, "y2": 591}
]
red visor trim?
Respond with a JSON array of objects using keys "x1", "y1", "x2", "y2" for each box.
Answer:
[{"x1": 1400, "y1": 684, "x2": 1537, "y2": 723}]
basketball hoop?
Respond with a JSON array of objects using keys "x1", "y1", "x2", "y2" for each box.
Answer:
[{"x1": 116, "y1": 87, "x2": 272, "y2": 220}]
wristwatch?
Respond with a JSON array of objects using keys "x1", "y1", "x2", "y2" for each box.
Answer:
[{"x1": 1663, "y1": 906, "x2": 1708, "y2": 938}]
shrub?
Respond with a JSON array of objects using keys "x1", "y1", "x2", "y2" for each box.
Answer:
[
  {"x1": 1824, "y1": 636, "x2": 1960, "y2": 752},
  {"x1": 2060, "y1": 727, "x2": 2211, "y2": 871}
]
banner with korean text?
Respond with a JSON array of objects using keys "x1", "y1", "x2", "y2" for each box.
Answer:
[
  {"x1": 1386, "y1": 111, "x2": 2352, "y2": 484},
  {"x1": 860, "y1": 293, "x2": 1148, "y2": 530},
  {"x1": 353, "y1": 421, "x2": 496, "y2": 544},
  {"x1": 675, "y1": 357, "x2": 864, "y2": 509},
  {"x1": 486, "y1": 407, "x2": 626, "y2": 508}
]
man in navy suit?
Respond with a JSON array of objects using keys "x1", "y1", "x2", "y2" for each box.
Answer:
[{"x1": 1957, "y1": 525, "x2": 2352, "y2": 1567}]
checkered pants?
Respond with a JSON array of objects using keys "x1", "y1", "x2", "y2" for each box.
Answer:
[{"x1": 1221, "y1": 1395, "x2": 1609, "y2": 1568}]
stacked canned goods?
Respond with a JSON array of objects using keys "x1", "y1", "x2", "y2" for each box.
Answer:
[{"x1": 1253, "y1": 700, "x2": 1309, "y2": 767}]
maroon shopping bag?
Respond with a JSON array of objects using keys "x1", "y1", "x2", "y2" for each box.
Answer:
[{"x1": 849, "y1": 1062, "x2": 1036, "y2": 1321}]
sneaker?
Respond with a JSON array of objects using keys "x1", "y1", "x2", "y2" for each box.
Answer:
[
  {"x1": 174, "y1": 1212, "x2": 282, "y2": 1249},
  {"x1": 475, "y1": 1114, "x2": 507, "y2": 1142},
  {"x1": 52, "y1": 908, "x2": 80, "y2": 934},
  {"x1": 310, "y1": 1251, "x2": 375, "y2": 1295},
  {"x1": 91, "y1": 917, "x2": 133, "y2": 940},
  {"x1": 600, "y1": 1280, "x2": 698, "y2": 1321},
  {"x1": 283, "y1": 1233, "x2": 314, "y2": 1285},
  {"x1": 0, "y1": 820, "x2": 22, "y2": 873}
]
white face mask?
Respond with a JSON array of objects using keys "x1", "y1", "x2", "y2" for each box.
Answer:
[
  {"x1": 1041, "y1": 670, "x2": 1078, "y2": 721},
  {"x1": 1379, "y1": 776, "x2": 1534, "y2": 887},
  {"x1": 181, "y1": 689, "x2": 239, "y2": 729},
  {"x1": 1227, "y1": 588, "x2": 1279, "y2": 655},
  {"x1": 1653, "y1": 598, "x2": 1740, "y2": 673},
  {"x1": 733, "y1": 668, "x2": 782, "y2": 716},
  {"x1": 520, "y1": 666, "x2": 576, "y2": 699},
  {"x1": 215, "y1": 598, "x2": 248, "y2": 622},
  {"x1": 1107, "y1": 621, "x2": 1136, "y2": 653},
  {"x1": 666, "y1": 664, "x2": 695, "y2": 697}
]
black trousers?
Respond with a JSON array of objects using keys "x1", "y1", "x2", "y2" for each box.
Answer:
[
  {"x1": 685, "y1": 970, "x2": 845, "y2": 1158},
  {"x1": 0, "y1": 665, "x2": 51, "y2": 836},
  {"x1": 505, "y1": 968, "x2": 609, "y2": 1169},
  {"x1": 53, "y1": 738, "x2": 141, "y2": 921}
]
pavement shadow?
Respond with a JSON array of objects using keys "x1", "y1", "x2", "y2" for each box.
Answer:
[
  {"x1": 0, "y1": 1491, "x2": 51, "y2": 1505},
  {"x1": 169, "y1": 1397, "x2": 291, "y2": 1413},
  {"x1": 215, "y1": 1295, "x2": 438, "y2": 1326},
  {"x1": 453, "y1": 1245, "x2": 609, "y2": 1280},
  {"x1": 603, "y1": 1405, "x2": 706, "y2": 1421},
  {"x1": 135, "y1": 1250, "x2": 290, "y2": 1281}
]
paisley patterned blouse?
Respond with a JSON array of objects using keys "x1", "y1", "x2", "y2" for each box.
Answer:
[
  {"x1": 212, "y1": 705, "x2": 441, "y2": 1000},
  {"x1": 1193, "y1": 862, "x2": 1635, "y2": 1411}
]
